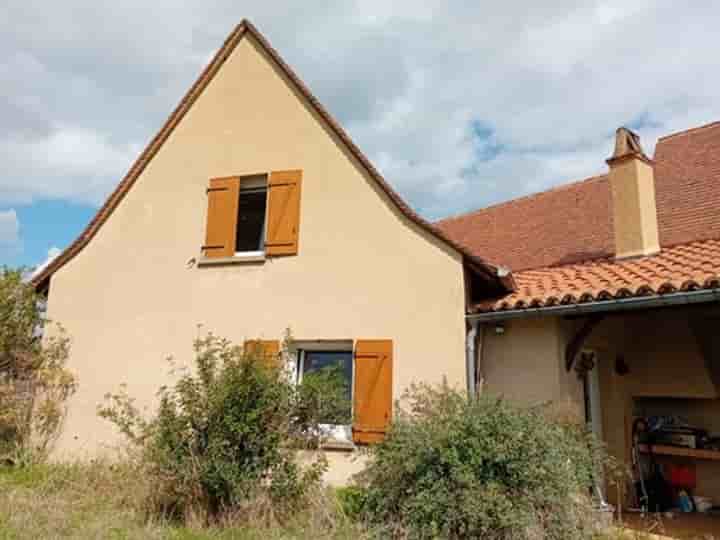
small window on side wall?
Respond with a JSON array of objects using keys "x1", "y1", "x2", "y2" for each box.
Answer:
[
  {"x1": 235, "y1": 175, "x2": 267, "y2": 254},
  {"x1": 202, "y1": 170, "x2": 302, "y2": 260}
]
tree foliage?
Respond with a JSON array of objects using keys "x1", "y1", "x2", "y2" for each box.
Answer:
[
  {"x1": 0, "y1": 268, "x2": 76, "y2": 465},
  {"x1": 98, "y1": 331, "x2": 350, "y2": 524}
]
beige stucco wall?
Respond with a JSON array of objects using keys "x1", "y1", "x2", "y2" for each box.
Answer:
[
  {"x1": 481, "y1": 317, "x2": 584, "y2": 413},
  {"x1": 45, "y1": 34, "x2": 468, "y2": 484}
]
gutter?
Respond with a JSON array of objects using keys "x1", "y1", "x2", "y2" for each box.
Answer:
[{"x1": 467, "y1": 288, "x2": 720, "y2": 323}]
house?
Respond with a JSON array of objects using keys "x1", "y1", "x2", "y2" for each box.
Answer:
[
  {"x1": 437, "y1": 121, "x2": 720, "y2": 522},
  {"x1": 31, "y1": 20, "x2": 511, "y2": 485},
  {"x1": 32, "y1": 16, "x2": 720, "y2": 514}
]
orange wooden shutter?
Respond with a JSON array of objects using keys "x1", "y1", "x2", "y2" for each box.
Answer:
[
  {"x1": 244, "y1": 340, "x2": 281, "y2": 366},
  {"x1": 265, "y1": 170, "x2": 302, "y2": 256},
  {"x1": 203, "y1": 177, "x2": 240, "y2": 258},
  {"x1": 352, "y1": 340, "x2": 393, "y2": 444}
]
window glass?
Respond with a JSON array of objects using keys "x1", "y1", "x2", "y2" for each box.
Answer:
[
  {"x1": 301, "y1": 350, "x2": 353, "y2": 423},
  {"x1": 235, "y1": 187, "x2": 267, "y2": 252}
]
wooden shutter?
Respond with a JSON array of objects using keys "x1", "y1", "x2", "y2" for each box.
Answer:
[
  {"x1": 244, "y1": 340, "x2": 281, "y2": 367},
  {"x1": 203, "y1": 177, "x2": 240, "y2": 258},
  {"x1": 352, "y1": 340, "x2": 393, "y2": 444},
  {"x1": 265, "y1": 170, "x2": 302, "y2": 256}
]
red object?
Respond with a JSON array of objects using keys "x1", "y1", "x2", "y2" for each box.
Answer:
[{"x1": 667, "y1": 463, "x2": 696, "y2": 489}]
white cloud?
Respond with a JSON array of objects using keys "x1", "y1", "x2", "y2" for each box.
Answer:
[
  {"x1": 1, "y1": 1, "x2": 719, "y2": 218},
  {"x1": 30, "y1": 245, "x2": 62, "y2": 278},
  {"x1": 0, "y1": 126, "x2": 140, "y2": 205},
  {"x1": 0, "y1": 209, "x2": 21, "y2": 260}
]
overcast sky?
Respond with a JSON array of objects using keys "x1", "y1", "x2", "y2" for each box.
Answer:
[{"x1": 2, "y1": 1, "x2": 720, "y2": 267}]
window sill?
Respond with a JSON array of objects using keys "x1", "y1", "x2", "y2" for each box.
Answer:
[
  {"x1": 320, "y1": 439, "x2": 356, "y2": 452},
  {"x1": 197, "y1": 252, "x2": 266, "y2": 266},
  {"x1": 318, "y1": 424, "x2": 354, "y2": 451}
]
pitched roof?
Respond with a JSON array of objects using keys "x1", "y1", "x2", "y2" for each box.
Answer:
[
  {"x1": 437, "y1": 120, "x2": 720, "y2": 272},
  {"x1": 440, "y1": 121, "x2": 720, "y2": 314},
  {"x1": 31, "y1": 20, "x2": 511, "y2": 293},
  {"x1": 477, "y1": 237, "x2": 720, "y2": 313}
]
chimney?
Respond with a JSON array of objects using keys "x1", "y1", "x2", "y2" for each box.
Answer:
[{"x1": 606, "y1": 127, "x2": 660, "y2": 259}]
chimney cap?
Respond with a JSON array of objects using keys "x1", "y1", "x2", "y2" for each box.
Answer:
[{"x1": 607, "y1": 127, "x2": 651, "y2": 165}]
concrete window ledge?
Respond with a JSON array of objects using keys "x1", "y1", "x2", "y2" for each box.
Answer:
[{"x1": 197, "y1": 254, "x2": 266, "y2": 266}]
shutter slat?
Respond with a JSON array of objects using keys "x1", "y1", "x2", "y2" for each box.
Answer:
[
  {"x1": 265, "y1": 170, "x2": 302, "y2": 256},
  {"x1": 203, "y1": 177, "x2": 240, "y2": 258},
  {"x1": 352, "y1": 339, "x2": 393, "y2": 444},
  {"x1": 244, "y1": 340, "x2": 281, "y2": 367}
]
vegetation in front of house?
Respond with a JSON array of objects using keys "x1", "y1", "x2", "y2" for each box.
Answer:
[
  {"x1": 0, "y1": 267, "x2": 76, "y2": 466},
  {"x1": 97, "y1": 331, "x2": 352, "y2": 526},
  {"x1": 0, "y1": 460, "x2": 364, "y2": 539},
  {"x1": 0, "y1": 270, "x2": 621, "y2": 539},
  {"x1": 354, "y1": 383, "x2": 605, "y2": 539}
]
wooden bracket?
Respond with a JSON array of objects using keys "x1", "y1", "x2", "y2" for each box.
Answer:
[{"x1": 565, "y1": 314, "x2": 604, "y2": 372}]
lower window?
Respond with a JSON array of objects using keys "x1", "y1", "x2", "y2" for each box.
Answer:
[{"x1": 296, "y1": 343, "x2": 354, "y2": 441}]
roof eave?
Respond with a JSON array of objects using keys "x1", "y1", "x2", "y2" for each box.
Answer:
[{"x1": 469, "y1": 287, "x2": 720, "y2": 321}]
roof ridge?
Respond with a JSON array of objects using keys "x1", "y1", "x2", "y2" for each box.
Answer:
[
  {"x1": 657, "y1": 120, "x2": 720, "y2": 142},
  {"x1": 31, "y1": 19, "x2": 512, "y2": 292},
  {"x1": 437, "y1": 173, "x2": 608, "y2": 225}
]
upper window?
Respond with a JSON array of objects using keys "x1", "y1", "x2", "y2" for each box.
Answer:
[
  {"x1": 202, "y1": 170, "x2": 302, "y2": 260},
  {"x1": 235, "y1": 178, "x2": 267, "y2": 254}
]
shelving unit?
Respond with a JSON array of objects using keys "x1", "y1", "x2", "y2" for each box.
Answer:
[{"x1": 638, "y1": 444, "x2": 720, "y2": 461}]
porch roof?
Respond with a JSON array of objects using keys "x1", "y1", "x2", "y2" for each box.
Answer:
[{"x1": 473, "y1": 237, "x2": 720, "y2": 313}]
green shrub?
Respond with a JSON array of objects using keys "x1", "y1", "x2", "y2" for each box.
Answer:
[
  {"x1": 357, "y1": 382, "x2": 603, "y2": 539},
  {"x1": 0, "y1": 267, "x2": 75, "y2": 465},
  {"x1": 335, "y1": 486, "x2": 368, "y2": 520},
  {"x1": 98, "y1": 331, "x2": 350, "y2": 525}
]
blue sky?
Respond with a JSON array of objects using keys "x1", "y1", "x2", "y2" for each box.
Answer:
[
  {"x1": 2, "y1": 1, "x2": 720, "y2": 270},
  {"x1": 9, "y1": 201, "x2": 96, "y2": 267}
]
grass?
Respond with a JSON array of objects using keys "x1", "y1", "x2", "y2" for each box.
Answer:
[
  {"x1": 0, "y1": 462, "x2": 364, "y2": 540},
  {"x1": 0, "y1": 462, "x2": 681, "y2": 540}
]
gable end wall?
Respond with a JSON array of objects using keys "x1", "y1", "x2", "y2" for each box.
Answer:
[{"x1": 46, "y1": 35, "x2": 467, "y2": 460}]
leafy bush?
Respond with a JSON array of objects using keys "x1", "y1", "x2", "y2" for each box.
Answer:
[
  {"x1": 0, "y1": 267, "x2": 75, "y2": 465},
  {"x1": 357, "y1": 382, "x2": 604, "y2": 539},
  {"x1": 335, "y1": 486, "x2": 368, "y2": 521},
  {"x1": 98, "y1": 331, "x2": 350, "y2": 525}
]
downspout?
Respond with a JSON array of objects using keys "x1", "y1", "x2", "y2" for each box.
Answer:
[
  {"x1": 475, "y1": 323, "x2": 485, "y2": 395},
  {"x1": 466, "y1": 320, "x2": 479, "y2": 397}
]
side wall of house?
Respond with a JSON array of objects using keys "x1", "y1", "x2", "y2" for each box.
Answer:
[
  {"x1": 44, "y1": 35, "x2": 468, "y2": 483},
  {"x1": 481, "y1": 317, "x2": 584, "y2": 412}
]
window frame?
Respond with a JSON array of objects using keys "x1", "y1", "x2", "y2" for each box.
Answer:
[
  {"x1": 292, "y1": 340, "x2": 355, "y2": 445},
  {"x1": 234, "y1": 176, "x2": 268, "y2": 257}
]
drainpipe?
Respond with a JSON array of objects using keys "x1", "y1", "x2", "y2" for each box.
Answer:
[
  {"x1": 475, "y1": 323, "x2": 485, "y2": 395},
  {"x1": 466, "y1": 320, "x2": 479, "y2": 397}
]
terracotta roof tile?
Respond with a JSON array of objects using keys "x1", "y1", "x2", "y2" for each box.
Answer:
[
  {"x1": 476, "y1": 238, "x2": 720, "y2": 312},
  {"x1": 437, "y1": 121, "x2": 720, "y2": 272}
]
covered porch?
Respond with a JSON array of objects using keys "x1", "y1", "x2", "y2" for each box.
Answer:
[
  {"x1": 470, "y1": 285, "x2": 720, "y2": 538},
  {"x1": 573, "y1": 301, "x2": 720, "y2": 537}
]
